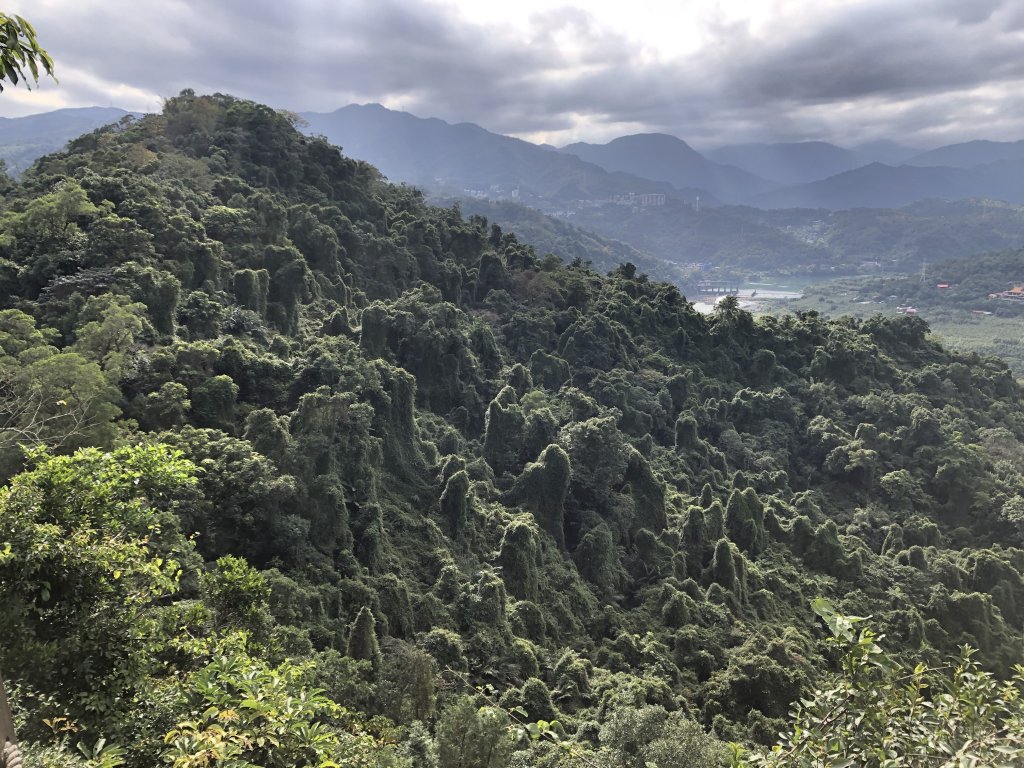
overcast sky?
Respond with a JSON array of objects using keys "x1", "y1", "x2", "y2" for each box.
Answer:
[{"x1": 4, "y1": 0, "x2": 1024, "y2": 149}]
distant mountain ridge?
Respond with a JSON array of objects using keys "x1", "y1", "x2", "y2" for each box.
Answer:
[
  {"x1": 850, "y1": 139, "x2": 921, "y2": 166},
  {"x1": 706, "y1": 140, "x2": 926, "y2": 185},
  {"x1": 752, "y1": 159, "x2": 1024, "y2": 209},
  {"x1": 559, "y1": 133, "x2": 777, "y2": 202},
  {"x1": 301, "y1": 104, "x2": 695, "y2": 206},
  {"x1": 301, "y1": 106, "x2": 1024, "y2": 211},
  {"x1": 708, "y1": 141, "x2": 873, "y2": 185},
  {"x1": 445, "y1": 196, "x2": 683, "y2": 283},
  {"x1": 2, "y1": 105, "x2": 1024, "y2": 215},
  {"x1": 905, "y1": 139, "x2": 1024, "y2": 168},
  {"x1": 0, "y1": 107, "x2": 137, "y2": 173}
]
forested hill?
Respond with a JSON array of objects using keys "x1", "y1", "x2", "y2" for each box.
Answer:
[
  {"x1": 0, "y1": 106, "x2": 136, "y2": 173},
  {"x1": 4, "y1": 92, "x2": 1024, "y2": 766}
]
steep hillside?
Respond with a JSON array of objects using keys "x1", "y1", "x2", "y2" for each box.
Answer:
[
  {"x1": 562, "y1": 197, "x2": 1024, "y2": 275},
  {"x1": 444, "y1": 196, "x2": 682, "y2": 283},
  {"x1": 3, "y1": 92, "x2": 1024, "y2": 766}
]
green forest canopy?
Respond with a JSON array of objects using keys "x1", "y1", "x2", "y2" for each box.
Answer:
[{"x1": 1, "y1": 91, "x2": 1024, "y2": 766}]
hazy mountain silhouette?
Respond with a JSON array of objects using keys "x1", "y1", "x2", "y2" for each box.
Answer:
[
  {"x1": 560, "y1": 133, "x2": 776, "y2": 202},
  {"x1": 5, "y1": 105, "x2": 1024, "y2": 214},
  {"x1": 752, "y1": 160, "x2": 1024, "y2": 209},
  {"x1": 0, "y1": 107, "x2": 135, "y2": 172},
  {"x1": 301, "y1": 104, "x2": 695, "y2": 205},
  {"x1": 905, "y1": 139, "x2": 1024, "y2": 168},
  {"x1": 850, "y1": 140, "x2": 921, "y2": 166},
  {"x1": 707, "y1": 141, "x2": 866, "y2": 185}
]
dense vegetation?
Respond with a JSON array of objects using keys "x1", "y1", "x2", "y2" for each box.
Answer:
[
  {"x1": 3, "y1": 92, "x2": 1024, "y2": 766},
  {"x1": 446, "y1": 197, "x2": 685, "y2": 285},
  {"x1": 0, "y1": 108, "x2": 135, "y2": 175},
  {"x1": 792, "y1": 249, "x2": 1024, "y2": 373}
]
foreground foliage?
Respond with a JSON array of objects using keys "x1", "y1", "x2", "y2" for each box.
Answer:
[
  {"x1": 743, "y1": 600, "x2": 1024, "y2": 767},
  {"x1": 0, "y1": 12, "x2": 55, "y2": 92}
]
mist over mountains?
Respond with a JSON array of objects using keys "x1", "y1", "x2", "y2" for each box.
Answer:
[
  {"x1": 905, "y1": 139, "x2": 1024, "y2": 168},
  {"x1": 752, "y1": 159, "x2": 1024, "y2": 209},
  {"x1": 706, "y1": 141, "x2": 914, "y2": 186}
]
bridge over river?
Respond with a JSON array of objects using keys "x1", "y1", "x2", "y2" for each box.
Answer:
[{"x1": 696, "y1": 280, "x2": 741, "y2": 295}]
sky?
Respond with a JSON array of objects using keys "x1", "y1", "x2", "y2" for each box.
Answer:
[{"x1": 4, "y1": 0, "x2": 1024, "y2": 149}]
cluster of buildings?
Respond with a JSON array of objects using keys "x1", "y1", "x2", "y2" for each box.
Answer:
[
  {"x1": 612, "y1": 192, "x2": 666, "y2": 207},
  {"x1": 461, "y1": 185, "x2": 520, "y2": 201},
  {"x1": 989, "y1": 285, "x2": 1024, "y2": 301}
]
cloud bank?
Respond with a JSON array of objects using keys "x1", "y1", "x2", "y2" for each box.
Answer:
[{"x1": 6, "y1": 0, "x2": 1024, "y2": 148}]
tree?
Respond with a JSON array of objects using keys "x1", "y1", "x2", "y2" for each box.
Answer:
[
  {"x1": 739, "y1": 599, "x2": 1024, "y2": 767},
  {"x1": 154, "y1": 426, "x2": 304, "y2": 565},
  {"x1": 347, "y1": 606, "x2": 382, "y2": 670},
  {"x1": 3, "y1": 180, "x2": 103, "y2": 296},
  {"x1": 435, "y1": 696, "x2": 513, "y2": 768},
  {"x1": 0, "y1": 310, "x2": 121, "y2": 480},
  {"x1": 0, "y1": 13, "x2": 55, "y2": 91},
  {"x1": 513, "y1": 443, "x2": 570, "y2": 547},
  {"x1": 598, "y1": 705, "x2": 727, "y2": 768},
  {"x1": 71, "y1": 294, "x2": 152, "y2": 379},
  {"x1": 164, "y1": 652, "x2": 403, "y2": 768},
  {"x1": 0, "y1": 444, "x2": 197, "y2": 728},
  {"x1": 200, "y1": 555, "x2": 272, "y2": 639}
]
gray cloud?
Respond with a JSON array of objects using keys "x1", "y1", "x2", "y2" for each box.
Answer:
[{"x1": 7, "y1": 0, "x2": 1024, "y2": 148}]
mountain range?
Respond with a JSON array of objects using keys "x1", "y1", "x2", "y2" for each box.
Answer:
[
  {"x1": 8, "y1": 102, "x2": 1024, "y2": 213},
  {"x1": 302, "y1": 104, "x2": 693, "y2": 206},
  {"x1": 706, "y1": 141, "x2": 916, "y2": 186},
  {"x1": 8, "y1": 90, "x2": 1024, "y2": 768},
  {"x1": 753, "y1": 159, "x2": 1024, "y2": 209},
  {"x1": 904, "y1": 139, "x2": 1024, "y2": 168},
  {"x1": 299, "y1": 107, "x2": 1024, "y2": 212},
  {"x1": 559, "y1": 133, "x2": 775, "y2": 201},
  {"x1": 5, "y1": 100, "x2": 1024, "y2": 279}
]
